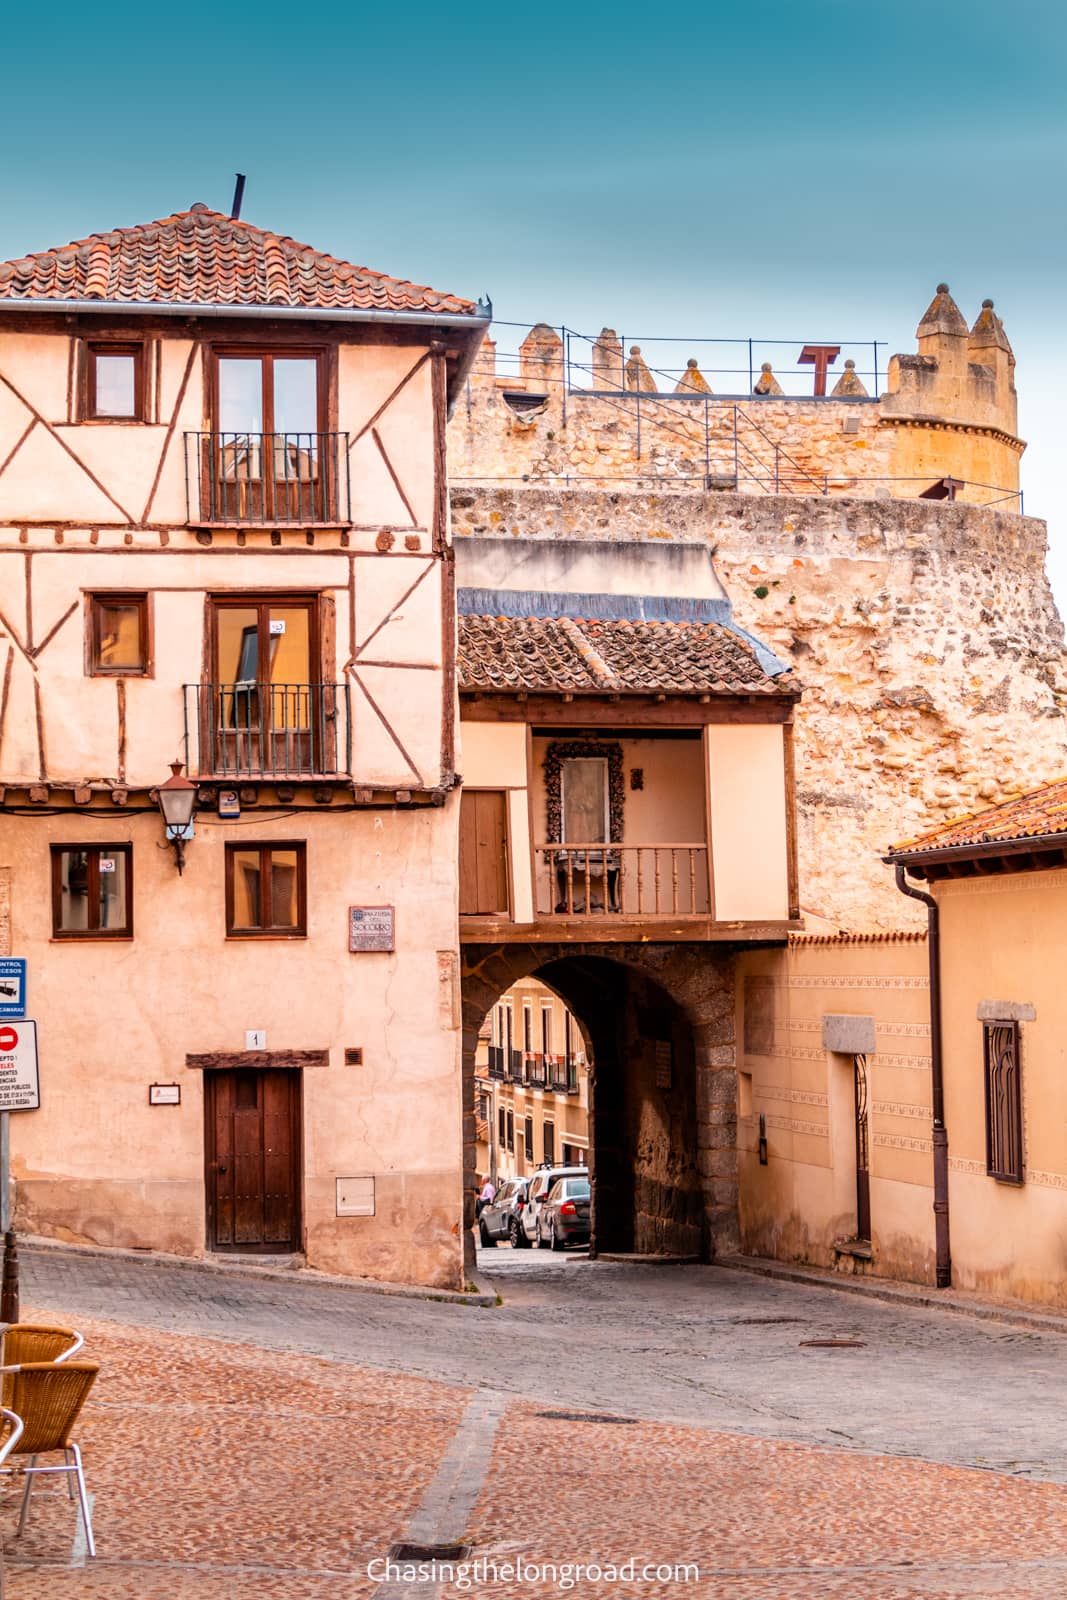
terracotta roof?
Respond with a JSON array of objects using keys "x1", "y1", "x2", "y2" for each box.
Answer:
[
  {"x1": 0, "y1": 206, "x2": 478, "y2": 316},
  {"x1": 890, "y1": 773, "x2": 1067, "y2": 858},
  {"x1": 457, "y1": 614, "x2": 796, "y2": 697}
]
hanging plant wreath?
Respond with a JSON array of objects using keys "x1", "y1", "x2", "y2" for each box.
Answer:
[{"x1": 543, "y1": 740, "x2": 625, "y2": 843}]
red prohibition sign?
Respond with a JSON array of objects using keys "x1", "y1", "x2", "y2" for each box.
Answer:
[{"x1": 0, "y1": 1027, "x2": 17, "y2": 1052}]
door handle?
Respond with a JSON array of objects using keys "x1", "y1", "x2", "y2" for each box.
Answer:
[{"x1": 218, "y1": 1163, "x2": 228, "y2": 1174}]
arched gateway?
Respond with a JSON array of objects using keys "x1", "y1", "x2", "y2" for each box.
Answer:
[
  {"x1": 462, "y1": 942, "x2": 738, "y2": 1262},
  {"x1": 455, "y1": 533, "x2": 802, "y2": 1272}
]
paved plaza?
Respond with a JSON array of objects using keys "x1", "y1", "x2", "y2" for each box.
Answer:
[{"x1": 6, "y1": 1242, "x2": 1067, "y2": 1597}]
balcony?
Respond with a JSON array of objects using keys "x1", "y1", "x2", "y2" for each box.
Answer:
[
  {"x1": 524, "y1": 1052, "x2": 546, "y2": 1088},
  {"x1": 506, "y1": 1049, "x2": 524, "y2": 1083},
  {"x1": 184, "y1": 433, "x2": 351, "y2": 526},
  {"x1": 535, "y1": 844, "x2": 710, "y2": 918},
  {"x1": 487, "y1": 1045, "x2": 505, "y2": 1081},
  {"x1": 183, "y1": 682, "x2": 352, "y2": 780}
]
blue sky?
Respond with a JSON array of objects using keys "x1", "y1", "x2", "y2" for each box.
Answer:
[{"x1": 2, "y1": 1, "x2": 1065, "y2": 591}]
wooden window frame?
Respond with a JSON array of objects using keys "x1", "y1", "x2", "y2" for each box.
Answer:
[
  {"x1": 208, "y1": 594, "x2": 323, "y2": 686},
  {"x1": 209, "y1": 346, "x2": 329, "y2": 436},
  {"x1": 983, "y1": 1019, "x2": 1024, "y2": 1184},
  {"x1": 51, "y1": 844, "x2": 133, "y2": 940},
  {"x1": 225, "y1": 842, "x2": 308, "y2": 939},
  {"x1": 87, "y1": 592, "x2": 151, "y2": 678},
  {"x1": 83, "y1": 339, "x2": 147, "y2": 422}
]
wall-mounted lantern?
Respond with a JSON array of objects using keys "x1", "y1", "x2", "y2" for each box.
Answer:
[{"x1": 157, "y1": 762, "x2": 196, "y2": 874}]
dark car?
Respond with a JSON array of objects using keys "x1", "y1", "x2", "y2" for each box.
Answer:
[
  {"x1": 539, "y1": 1175, "x2": 591, "y2": 1251},
  {"x1": 478, "y1": 1177, "x2": 531, "y2": 1248}
]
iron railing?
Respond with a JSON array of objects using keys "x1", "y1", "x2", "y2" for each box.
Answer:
[
  {"x1": 535, "y1": 844, "x2": 710, "y2": 918},
  {"x1": 507, "y1": 1049, "x2": 524, "y2": 1083},
  {"x1": 183, "y1": 681, "x2": 352, "y2": 779},
  {"x1": 525, "y1": 1052, "x2": 546, "y2": 1088},
  {"x1": 545, "y1": 1054, "x2": 570, "y2": 1093},
  {"x1": 487, "y1": 1045, "x2": 505, "y2": 1081},
  {"x1": 184, "y1": 432, "x2": 351, "y2": 525}
]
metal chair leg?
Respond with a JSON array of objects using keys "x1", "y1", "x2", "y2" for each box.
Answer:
[
  {"x1": 70, "y1": 1443, "x2": 95, "y2": 1559},
  {"x1": 64, "y1": 1447, "x2": 75, "y2": 1499},
  {"x1": 15, "y1": 1456, "x2": 35, "y2": 1537}
]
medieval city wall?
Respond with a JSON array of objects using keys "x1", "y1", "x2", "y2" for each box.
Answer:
[{"x1": 451, "y1": 486, "x2": 1067, "y2": 929}]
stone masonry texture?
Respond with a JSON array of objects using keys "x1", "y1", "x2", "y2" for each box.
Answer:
[{"x1": 452, "y1": 486, "x2": 1067, "y2": 929}]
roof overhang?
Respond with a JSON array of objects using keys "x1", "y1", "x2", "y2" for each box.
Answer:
[
  {"x1": 0, "y1": 298, "x2": 491, "y2": 408},
  {"x1": 885, "y1": 832, "x2": 1067, "y2": 877}
]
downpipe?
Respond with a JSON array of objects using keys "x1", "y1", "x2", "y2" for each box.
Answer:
[{"x1": 894, "y1": 865, "x2": 951, "y2": 1288}]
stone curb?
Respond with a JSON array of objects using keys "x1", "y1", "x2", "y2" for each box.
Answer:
[
  {"x1": 718, "y1": 1253, "x2": 1067, "y2": 1337},
  {"x1": 19, "y1": 1235, "x2": 499, "y2": 1310}
]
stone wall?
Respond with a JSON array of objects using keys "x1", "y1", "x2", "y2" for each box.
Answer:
[{"x1": 452, "y1": 487, "x2": 1067, "y2": 929}]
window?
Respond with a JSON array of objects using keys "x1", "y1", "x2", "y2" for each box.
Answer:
[
  {"x1": 541, "y1": 1006, "x2": 553, "y2": 1058},
  {"x1": 543, "y1": 1121, "x2": 556, "y2": 1164},
  {"x1": 52, "y1": 845, "x2": 132, "y2": 938},
  {"x1": 204, "y1": 597, "x2": 323, "y2": 778},
  {"x1": 206, "y1": 348, "x2": 330, "y2": 524},
  {"x1": 89, "y1": 593, "x2": 148, "y2": 676},
  {"x1": 498, "y1": 1106, "x2": 506, "y2": 1146},
  {"x1": 562, "y1": 758, "x2": 609, "y2": 844},
  {"x1": 524, "y1": 1120, "x2": 534, "y2": 1162},
  {"x1": 984, "y1": 1020, "x2": 1023, "y2": 1183},
  {"x1": 506, "y1": 1110, "x2": 514, "y2": 1151},
  {"x1": 84, "y1": 342, "x2": 145, "y2": 421},
  {"x1": 225, "y1": 843, "x2": 306, "y2": 937}
]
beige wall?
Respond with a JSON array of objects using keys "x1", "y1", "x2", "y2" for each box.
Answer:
[
  {"x1": 736, "y1": 935, "x2": 935, "y2": 1283},
  {"x1": 706, "y1": 725, "x2": 789, "y2": 922},
  {"x1": 2, "y1": 804, "x2": 465, "y2": 1288},
  {"x1": 937, "y1": 868, "x2": 1067, "y2": 1307},
  {"x1": 458, "y1": 720, "x2": 533, "y2": 921}
]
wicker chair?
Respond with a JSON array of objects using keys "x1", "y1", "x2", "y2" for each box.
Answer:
[
  {"x1": 1, "y1": 1325, "x2": 83, "y2": 1369},
  {"x1": 0, "y1": 1361, "x2": 99, "y2": 1558}
]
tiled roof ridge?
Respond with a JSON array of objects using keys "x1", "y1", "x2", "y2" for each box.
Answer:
[
  {"x1": 0, "y1": 206, "x2": 478, "y2": 313},
  {"x1": 558, "y1": 617, "x2": 621, "y2": 688}
]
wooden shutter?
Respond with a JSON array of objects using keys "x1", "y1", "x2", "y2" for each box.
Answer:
[{"x1": 459, "y1": 791, "x2": 510, "y2": 915}]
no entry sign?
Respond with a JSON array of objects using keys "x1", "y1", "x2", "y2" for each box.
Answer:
[{"x1": 0, "y1": 1021, "x2": 40, "y2": 1112}]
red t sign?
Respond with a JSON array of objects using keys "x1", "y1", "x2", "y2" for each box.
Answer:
[{"x1": 798, "y1": 344, "x2": 841, "y2": 397}]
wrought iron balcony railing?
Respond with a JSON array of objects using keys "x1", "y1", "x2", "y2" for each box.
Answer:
[
  {"x1": 487, "y1": 1045, "x2": 506, "y2": 1081},
  {"x1": 506, "y1": 1049, "x2": 524, "y2": 1083},
  {"x1": 184, "y1": 432, "x2": 351, "y2": 525},
  {"x1": 183, "y1": 681, "x2": 352, "y2": 779}
]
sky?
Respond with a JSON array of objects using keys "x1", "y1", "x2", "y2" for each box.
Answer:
[{"x1": 2, "y1": 0, "x2": 1065, "y2": 593}]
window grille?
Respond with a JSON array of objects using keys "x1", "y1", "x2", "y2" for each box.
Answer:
[{"x1": 983, "y1": 1020, "x2": 1023, "y2": 1184}]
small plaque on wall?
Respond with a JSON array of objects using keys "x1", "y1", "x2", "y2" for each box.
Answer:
[
  {"x1": 149, "y1": 1083, "x2": 181, "y2": 1106},
  {"x1": 349, "y1": 906, "x2": 395, "y2": 953}
]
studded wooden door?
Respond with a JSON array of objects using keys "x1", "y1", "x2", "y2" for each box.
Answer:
[{"x1": 205, "y1": 1068, "x2": 302, "y2": 1252}]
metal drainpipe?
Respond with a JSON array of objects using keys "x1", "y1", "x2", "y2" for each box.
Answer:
[{"x1": 894, "y1": 864, "x2": 951, "y2": 1288}]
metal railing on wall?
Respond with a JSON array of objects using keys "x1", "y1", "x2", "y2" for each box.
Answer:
[{"x1": 183, "y1": 681, "x2": 353, "y2": 779}]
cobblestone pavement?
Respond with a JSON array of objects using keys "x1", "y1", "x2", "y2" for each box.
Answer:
[
  {"x1": 8, "y1": 1259, "x2": 1067, "y2": 1598},
  {"x1": 20, "y1": 1242, "x2": 1067, "y2": 1483}
]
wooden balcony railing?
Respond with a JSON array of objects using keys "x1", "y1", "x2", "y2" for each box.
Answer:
[
  {"x1": 535, "y1": 844, "x2": 710, "y2": 918},
  {"x1": 184, "y1": 432, "x2": 351, "y2": 525}
]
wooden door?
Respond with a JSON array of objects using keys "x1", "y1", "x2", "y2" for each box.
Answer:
[
  {"x1": 205, "y1": 1068, "x2": 302, "y2": 1252},
  {"x1": 854, "y1": 1054, "x2": 871, "y2": 1243},
  {"x1": 459, "y1": 791, "x2": 510, "y2": 915}
]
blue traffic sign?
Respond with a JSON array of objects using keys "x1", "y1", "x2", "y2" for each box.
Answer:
[{"x1": 0, "y1": 960, "x2": 26, "y2": 1019}]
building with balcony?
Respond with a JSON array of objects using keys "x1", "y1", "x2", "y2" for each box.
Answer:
[
  {"x1": 457, "y1": 532, "x2": 800, "y2": 1260},
  {"x1": 0, "y1": 204, "x2": 487, "y2": 1287},
  {"x1": 474, "y1": 979, "x2": 590, "y2": 1187}
]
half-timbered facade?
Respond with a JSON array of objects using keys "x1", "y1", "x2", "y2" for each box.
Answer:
[{"x1": 0, "y1": 205, "x2": 487, "y2": 1287}]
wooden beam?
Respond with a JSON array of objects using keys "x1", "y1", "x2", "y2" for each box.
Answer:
[
  {"x1": 460, "y1": 694, "x2": 795, "y2": 727},
  {"x1": 185, "y1": 1050, "x2": 330, "y2": 1071}
]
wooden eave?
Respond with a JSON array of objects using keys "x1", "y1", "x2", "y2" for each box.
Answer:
[
  {"x1": 459, "y1": 689, "x2": 797, "y2": 727},
  {"x1": 886, "y1": 833, "x2": 1067, "y2": 882}
]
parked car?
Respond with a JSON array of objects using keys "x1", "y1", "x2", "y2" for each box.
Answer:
[
  {"x1": 539, "y1": 1175, "x2": 591, "y2": 1251},
  {"x1": 523, "y1": 1164, "x2": 587, "y2": 1243},
  {"x1": 478, "y1": 1178, "x2": 530, "y2": 1248}
]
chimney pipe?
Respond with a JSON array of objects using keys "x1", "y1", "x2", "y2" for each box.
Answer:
[{"x1": 231, "y1": 173, "x2": 246, "y2": 220}]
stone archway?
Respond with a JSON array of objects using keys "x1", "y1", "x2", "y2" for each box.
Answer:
[{"x1": 462, "y1": 941, "x2": 739, "y2": 1270}]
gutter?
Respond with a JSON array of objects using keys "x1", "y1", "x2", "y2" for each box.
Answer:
[
  {"x1": 0, "y1": 297, "x2": 491, "y2": 331},
  {"x1": 893, "y1": 864, "x2": 951, "y2": 1288}
]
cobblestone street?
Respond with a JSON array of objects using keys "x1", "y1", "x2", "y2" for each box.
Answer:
[{"x1": 8, "y1": 1242, "x2": 1067, "y2": 1597}]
